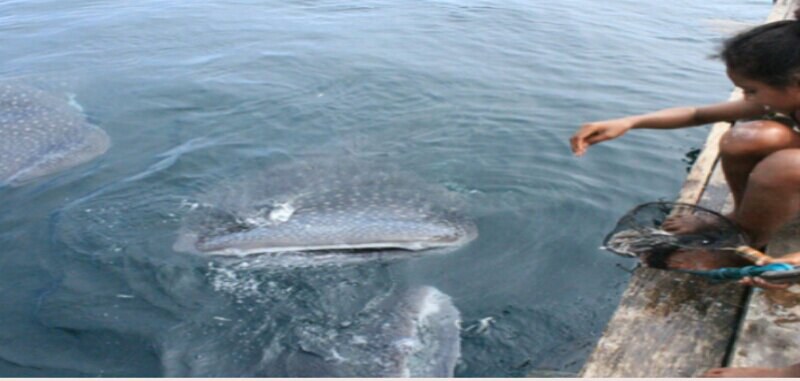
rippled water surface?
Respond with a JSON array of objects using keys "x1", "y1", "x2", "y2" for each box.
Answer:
[{"x1": 0, "y1": 0, "x2": 766, "y2": 376}]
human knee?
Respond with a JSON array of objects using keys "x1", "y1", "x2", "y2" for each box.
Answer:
[
  {"x1": 749, "y1": 149, "x2": 800, "y2": 188},
  {"x1": 720, "y1": 120, "x2": 798, "y2": 157}
]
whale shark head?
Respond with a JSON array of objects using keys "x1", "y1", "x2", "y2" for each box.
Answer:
[{"x1": 173, "y1": 160, "x2": 477, "y2": 262}]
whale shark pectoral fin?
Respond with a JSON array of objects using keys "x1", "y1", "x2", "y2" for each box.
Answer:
[
  {"x1": 370, "y1": 286, "x2": 462, "y2": 377},
  {"x1": 405, "y1": 286, "x2": 462, "y2": 377}
]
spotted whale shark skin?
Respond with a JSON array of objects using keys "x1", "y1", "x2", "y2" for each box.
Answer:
[
  {"x1": 0, "y1": 83, "x2": 110, "y2": 187},
  {"x1": 276, "y1": 285, "x2": 463, "y2": 377},
  {"x1": 173, "y1": 160, "x2": 477, "y2": 261}
]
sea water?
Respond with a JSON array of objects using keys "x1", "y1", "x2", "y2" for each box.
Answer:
[{"x1": 0, "y1": 0, "x2": 765, "y2": 376}]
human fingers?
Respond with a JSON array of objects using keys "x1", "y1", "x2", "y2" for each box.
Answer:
[
  {"x1": 754, "y1": 257, "x2": 773, "y2": 266},
  {"x1": 584, "y1": 130, "x2": 614, "y2": 145},
  {"x1": 753, "y1": 255, "x2": 800, "y2": 267},
  {"x1": 740, "y1": 276, "x2": 790, "y2": 290},
  {"x1": 661, "y1": 217, "x2": 678, "y2": 231},
  {"x1": 583, "y1": 123, "x2": 629, "y2": 147},
  {"x1": 660, "y1": 216, "x2": 689, "y2": 233},
  {"x1": 570, "y1": 125, "x2": 596, "y2": 156},
  {"x1": 753, "y1": 276, "x2": 790, "y2": 289},
  {"x1": 572, "y1": 121, "x2": 630, "y2": 156},
  {"x1": 569, "y1": 136, "x2": 586, "y2": 157},
  {"x1": 767, "y1": 251, "x2": 800, "y2": 266},
  {"x1": 571, "y1": 132, "x2": 608, "y2": 157}
]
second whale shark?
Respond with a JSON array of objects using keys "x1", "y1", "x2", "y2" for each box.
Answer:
[{"x1": 0, "y1": 83, "x2": 110, "y2": 187}]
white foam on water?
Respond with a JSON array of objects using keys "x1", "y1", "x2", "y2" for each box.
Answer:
[
  {"x1": 269, "y1": 202, "x2": 295, "y2": 223},
  {"x1": 66, "y1": 92, "x2": 83, "y2": 111},
  {"x1": 417, "y1": 290, "x2": 443, "y2": 320}
]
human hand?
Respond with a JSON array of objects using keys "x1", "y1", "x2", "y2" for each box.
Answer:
[
  {"x1": 739, "y1": 276, "x2": 790, "y2": 290},
  {"x1": 738, "y1": 251, "x2": 800, "y2": 289},
  {"x1": 570, "y1": 118, "x2": 633, "y2": 156},
  {"x1": 752, "y1": 250, "x2": 800, "y2": 267}
]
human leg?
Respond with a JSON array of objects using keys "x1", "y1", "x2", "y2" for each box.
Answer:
[
  {"x1": 720, "y1": 120, "x2": 800, "y2": 212},
  {"x1": 733, "y1": 148, "x2": 800, "y2": 247},
  {"x1": 663, "y1": 120, "x2": 800, "y2": 235}
]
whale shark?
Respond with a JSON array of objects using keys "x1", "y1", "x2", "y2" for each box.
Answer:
[
  {"x1": 269, "y1": 285, "x2": 462, "y2": 377},
  {"x1": 48, "y1": 157, "x2": 469, "y2": 376},
  {"x1": 0, "y1": 83, "x2": 110, "y2": 186},
  {"x1": 173, "y1": 160, "x2": 477, "y2": 262}
]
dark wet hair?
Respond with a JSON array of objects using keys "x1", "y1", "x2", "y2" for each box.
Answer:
[{"x1": 717, "y1": 8, "x2": 800, "y2": 87}]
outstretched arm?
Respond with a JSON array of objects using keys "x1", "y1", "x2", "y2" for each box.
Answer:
[{"x1": 570, "y1": 99, "x2": 765, "y2": 156}]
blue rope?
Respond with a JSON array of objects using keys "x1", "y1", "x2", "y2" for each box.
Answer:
[{"x1": 683, "y1": 263, "x2": 794, "y2": 280}]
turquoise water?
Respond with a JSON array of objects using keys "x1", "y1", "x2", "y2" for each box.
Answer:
[{"x1": 0, "y1": 0, "x2": 765, "y2": 376}]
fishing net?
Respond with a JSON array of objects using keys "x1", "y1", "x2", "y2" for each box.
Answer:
[
  {"x1": 602, "y1": 201, "x2": 753, "y2": 271},
  {"x1": 602, "y1": 201, "x2": 800, "y2": 282}
]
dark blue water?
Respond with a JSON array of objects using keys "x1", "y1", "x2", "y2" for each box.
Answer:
[{"x1": 0, "y1": 0, "x2": 766, "y2": 376}]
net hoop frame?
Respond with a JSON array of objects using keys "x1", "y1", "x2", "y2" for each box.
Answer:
[{"x1": 602, "y1": 201, "x2": 753, "y2": 258}]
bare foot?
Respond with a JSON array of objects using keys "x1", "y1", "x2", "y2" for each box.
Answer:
[
  {"x1": 661, "y1": 212, "x2": 724, "y2": 235},
  {"x1": 702, "y1": 363, "x2": 800, "y2": 377}
]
